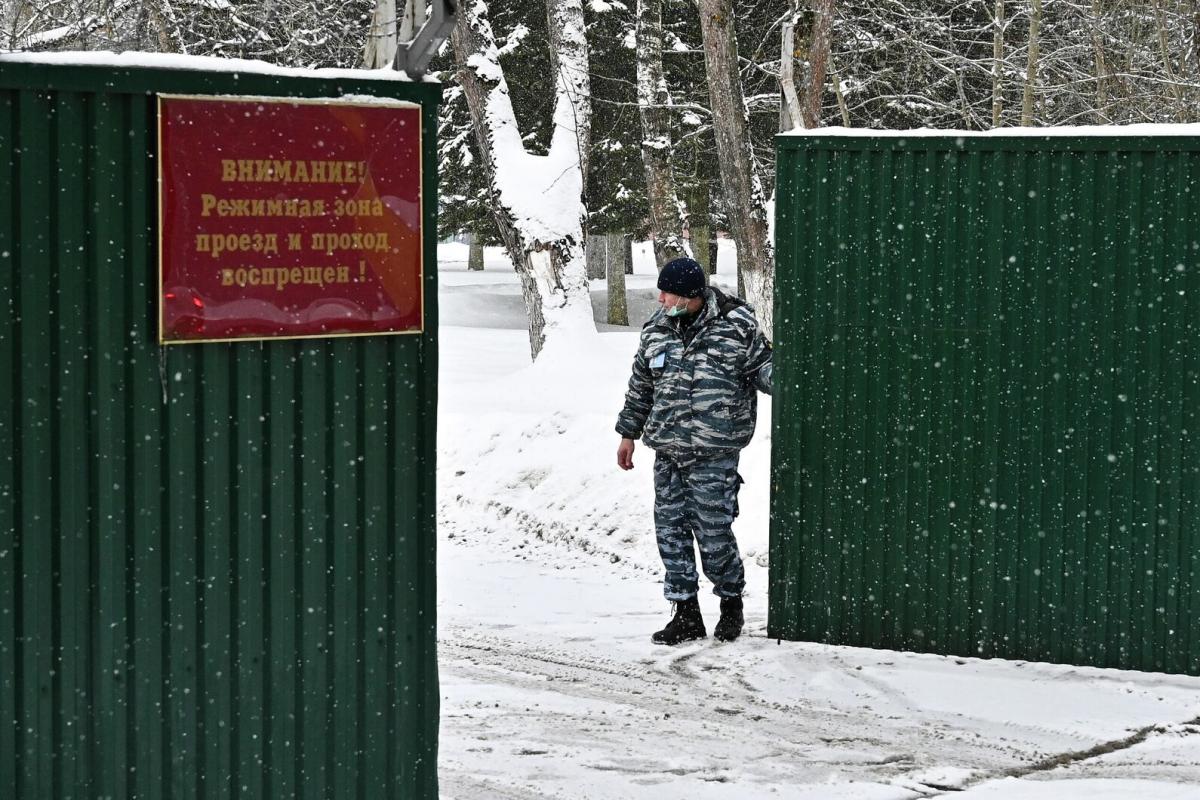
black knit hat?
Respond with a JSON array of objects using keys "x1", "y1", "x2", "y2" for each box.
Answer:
[{"x1": 657, "y1": 257, "x2": 706, "y2": 298}]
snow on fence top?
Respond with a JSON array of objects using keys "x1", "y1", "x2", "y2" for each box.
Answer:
[
  {"x1": 0, "y1": 49, "x2": 436, "y2": 83},
  {"x1": 781, "y1": 123, "x2": 1200, "y2": 138}
]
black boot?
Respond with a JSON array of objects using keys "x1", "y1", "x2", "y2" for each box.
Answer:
[
  {"x1": 651, "y1": 596, "x2": 706, "y2": 645},
  {"x1": 713, "y1": 596, "x2": 744, "y2": 642}
]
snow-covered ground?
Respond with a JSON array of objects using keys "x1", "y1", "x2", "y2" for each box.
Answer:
[{"x1": 435, "y1": 242, "x2": 1200, "y2": 799}]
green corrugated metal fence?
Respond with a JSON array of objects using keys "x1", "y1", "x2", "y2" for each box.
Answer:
[
  {"x1": 0, "y1": 61, "x2": 440, "y2": 798},
  {"x1": 770, "y1": 133, "x2": 1200, "y2": 675}
]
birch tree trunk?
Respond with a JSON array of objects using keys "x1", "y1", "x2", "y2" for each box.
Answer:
[
  {"x1": 400, "y1": 0, "x2": 427, "y2": 43},
  {"x1": 606, "y1": 232, "x2": 629, "y2": 326},
  {"x1": 363, "y1": 0, "x2": 398, "y2": 68},
  {"x1": 697, "y1": 0, "x2": 774, "y2": 337},
  {"x1": 452, "y1": 0, "x2": 594, "y2": 360},
  {"x1": 636, "y1": 0, "x2": 690, "y2": 266},
  {"x1": 1022, "y1": 0, "x2": 1042, "y2": 126},
  {"x1": 779, "y1": 1, "x2": 803, "y2": 131},
  {"x1": 992, "y1": 0, "x2": 1004, "y2": 127}
]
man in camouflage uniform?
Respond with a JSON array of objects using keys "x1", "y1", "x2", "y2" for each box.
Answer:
[{"x1": 616, "y1": 257, "x2": 773, "y2": 644}]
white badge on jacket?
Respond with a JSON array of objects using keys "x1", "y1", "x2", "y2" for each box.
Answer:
[{"x1": 650, "y1": 353, "x2": 666, "y2": 369}]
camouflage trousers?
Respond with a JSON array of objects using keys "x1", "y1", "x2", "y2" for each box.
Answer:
[{"x1": 652, "y1": 451, "x2": 746, "y2": 601}]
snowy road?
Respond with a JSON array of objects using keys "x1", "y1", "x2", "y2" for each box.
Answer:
[
  {"x1": 436, "y1": 246, "x2": 1200, "y2": 799},
  {"x1": 438, "y1": 530, "x2": 1200, "y2": 799}
]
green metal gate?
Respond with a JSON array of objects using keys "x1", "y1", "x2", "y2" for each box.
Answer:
[
  {"x1": 770, "y1": 131, "x2": 1200, "y2": 675},
  {"x1": 0, "y1": 59, "x2": 441, "y2": 797}
]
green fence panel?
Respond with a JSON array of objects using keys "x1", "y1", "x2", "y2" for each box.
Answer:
[
  {"x1": 771, "y1": 133, "x2": 1200, "y2": 675},
  {"x1": 0, "y1": 59, "x2": 441, "y2": 798}
]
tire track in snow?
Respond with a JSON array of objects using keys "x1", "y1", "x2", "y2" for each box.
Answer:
[{"x1": 439, "y1": 624, "x2": 1097, "y2": 795}]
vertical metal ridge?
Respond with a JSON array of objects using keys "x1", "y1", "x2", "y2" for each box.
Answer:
[
  {"x1": 81, "y1": 90, "x2": 101, "y2": 796},
  {"x1": 194, "y1": 345, "x2": 208, "y2": 800},
  {"x1": 959, "y1": 150, "x2": 982, "y2": 658},
  {"x1": 92, "y1": 88, "x2": 131, "y2": 797},
  {"x1": 266, "y1": 342, "x2": 297, "y2": 798},
  {"x1": 200, "y1": 342, "x2": 233, "y2": 799},
  {"x1": 1113, "y1": 151, "x2": 1140, "y2": 668},
  {"x1": 1024, "y1": 150, "x2": 1050, "y2": 661},
  {"x1": 1160, "y1": 151, "x2": 1186, "y2": 673},
  {"x1": 384, "y1": 336, "x2": 399, "y2": 790},
  {"x1": 1183, "y1": 180, "x2": 1200, "y2": 672},
  {"x1": 18, "y1": 86, "x2": 53, "y2": 800},
  {"x1": 229, "y1": 349, "x2": 243, "y2": 800},
  {"x1": 1075, "y1": 153, "x2": 1099, "y2": 666},
  {"x1": 47, "y1": 87, "x2": 63, "y2": 800},
  {"x1": 904, "y1": 147, "x2": 934, "y2": 650},
  {"x1": 786, "y1": 147, "x2": 813, "y2": 641},
  {"x1": 416, "y1": 98, "x2": 442, "y2": 793},
  {"x1": 46, "y1": 87, "x2": 64, "y2": 800},
  {"x1": 1048, "y1": 152, "x2": 1070, "y2": 664},
  {"x1": 1139, "y1": 151, "x2": 1167, "y2": 672},
  {"x1": 354, "y1": 341, "x2": 371, "y2": 800},
  {"x1": 827, "y1": 149, "x2": 850, "y2": 645},
  {"x1": 9, "y1": 88, "x2": 24, "y2": 800},
  {"x1": 297, "y1": 341, "x2": 328, "y2": 798},
  {"x1": 1159, "y1": 155, "x2": 1189, "y2": 673},
  {"x1": 951, "y1": 150, "x2": 979, "y2": 659},
  {"x1": 362, "y1": 338, "x2": 386, "y2": 799},
  {"x1": 0, "y1": 87, "x2": 19, "y2": 800},
  {"x1": 332, "y1": 337, "x2": 359, "y2": 797},
  {"x1": 1090, "y1": 151, "x2": 1118, "y2": 667},
  {"x1": 859, "y1": 150, "x2": 885, "y2": 646},
  {"x1": 128, "y1": 90, "x2": 165, "y2": 800},
  {"x1": 973, "y1": 151, "x2": 999, "y2": 659},
  {"x1": 290, "y1": 339, "x2": 304, "y2": 798},
  {"x1": 933, "y1": 148, "x2": 957, "y2": 654},
  {"x1": 168, "y1": 343, "x2": 200, "y2": 799},
  {"x1": 810, "y1": 147, "x2": 834, "y2": 641},
  {"x1": 234, "y1": 343, "x2": 266, "y2": 798},
  {"x1": 119, "y1": 93, "x2": 142, "y2": 798},
  {"x1": 767, "y1": 146, "x2": 786, "y2": 635}
]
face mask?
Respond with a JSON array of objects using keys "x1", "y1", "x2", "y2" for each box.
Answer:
[{"x1": 664, "y1": 299, "x2": 690, "y2": 317}]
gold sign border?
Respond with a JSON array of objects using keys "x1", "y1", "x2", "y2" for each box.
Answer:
[{"x1": 157, "y1": 93, "x2": 426, "y2": 346}]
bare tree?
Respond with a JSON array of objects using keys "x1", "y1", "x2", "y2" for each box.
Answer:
[
  {"x1": 468, "y1": 230, "x2": 484, "y2": 271},
  {"x1": 451, "y1": 0, "x2": 595, "y2": 359},
  {"x1": 586, "y1": 236, "x2": 607, "y2": 279},
  {"x1": 636, "y1": 0, "x2": 690, "y2": 266},
  {"x1": 400, "y1": 0, "x2": 426, "y2": 42},
  {"x1": 696, "y1": 0, "x2": 774, "y2": 337},
  {"x1": 801, "y1": 0, "x2": 834, "y2": 128},
  {"x1": 364, "y1": 0, "x2": 399, "y2": 67},
  {"x1": 1022, "y1": 0, "x2": 1043, "y2": 125},
  {"x1": 606, "y1": 232, "x2": 629, "y2": 326},
  {"x1": 992, "y1": 0, "x2": 1005, "y2": 127},
  {"x1": 779, "y1": 1, "x2": 804, "y2": 130}
]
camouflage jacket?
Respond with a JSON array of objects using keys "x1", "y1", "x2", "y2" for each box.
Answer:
[{"x1": 616, "y1": 287, "x2": 773, "y2": 455}]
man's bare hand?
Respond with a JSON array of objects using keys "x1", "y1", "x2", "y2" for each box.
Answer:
[{"x1": 617, "y1": 438, "x2": 635, "y2": 470}]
